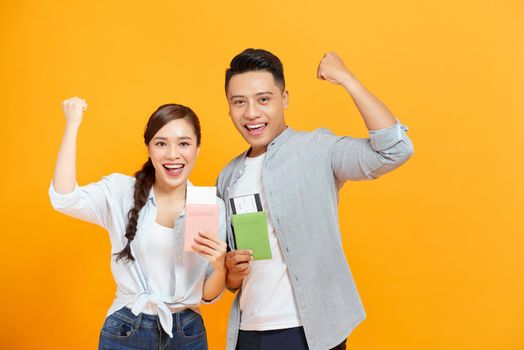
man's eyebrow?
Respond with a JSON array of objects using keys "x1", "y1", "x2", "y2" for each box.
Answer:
[{"x1": 229, "y1": 91, "x2": 274, "y2": 100}]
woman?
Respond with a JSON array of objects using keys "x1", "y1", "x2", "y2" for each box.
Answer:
[{"x1": 49, "y1": 97, "x2": 227, "y2": 350}]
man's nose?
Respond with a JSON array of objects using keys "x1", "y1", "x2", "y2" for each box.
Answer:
[{"x1": 244, "y1": 103, "x2": 260, "y2": 119}]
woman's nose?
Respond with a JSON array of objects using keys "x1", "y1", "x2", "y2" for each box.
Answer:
[{"x1": 166, "y1": 145, "x2": 180, "y2": 159}]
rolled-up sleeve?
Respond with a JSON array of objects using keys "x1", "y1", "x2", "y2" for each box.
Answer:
[
  {"x1": 319, "y1": 121, "x2": 414, "y2": 182},
  {"x1": 48, "y1": 175, "x2": 118, "y2": 229}
]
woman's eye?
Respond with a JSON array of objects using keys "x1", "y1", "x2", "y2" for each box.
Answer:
[
  {"x1": 156, "y1": 141, "x2": 166, "y2": 146},
  {"x1": 180, "y1": 142, "x2": 190, "y2": 147}
]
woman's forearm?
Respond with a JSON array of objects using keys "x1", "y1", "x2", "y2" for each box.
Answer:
[
  {"x1": 52, "y1": 97, "x2": 87, "y2": 193},
  {"x1": 202, "y1": 268, "x2": 227, "y2": 302},
  {"x1": 52, "y1": 124, "x2": 80, "y2": 193}
]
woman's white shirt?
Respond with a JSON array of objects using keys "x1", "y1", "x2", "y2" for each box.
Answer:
[{"x1": 48, "y1": 173, "x2": 226, "y2": 338}]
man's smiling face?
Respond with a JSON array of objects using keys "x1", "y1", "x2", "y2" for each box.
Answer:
[{"x1": 226, "y1": 71, "x2": 288, "y2": 157}]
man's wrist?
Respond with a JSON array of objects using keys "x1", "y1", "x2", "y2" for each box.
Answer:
[
  {"x1": 342, "y1": 76, "x2": 365, "y2": 96},
  {"x1": 226, "y1": 272, "x2": 244, "y2": 283},
  {"x1": 340, "y1": 73, "x2": 360, "y2": 91},
  {"x1": 226, "y1": 275, "x2": 244, "y2": 291}
]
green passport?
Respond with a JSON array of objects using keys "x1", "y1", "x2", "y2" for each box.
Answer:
[{"x1": 231, "y1": 211, "x2": 272, "y2": 260}]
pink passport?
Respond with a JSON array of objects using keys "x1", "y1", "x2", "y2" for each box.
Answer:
[{"x1": 184, "y1": 203, "x2": 219, "y2": 252}]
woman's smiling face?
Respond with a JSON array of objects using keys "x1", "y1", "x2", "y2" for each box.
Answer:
[{"x1": 148, "y1": 118, "x2": 199, "y2": 190}]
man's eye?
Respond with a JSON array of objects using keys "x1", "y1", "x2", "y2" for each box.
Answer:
[
  {"x1": 259, "y1": 97, "x2": 270, "y2": 103},
  {"x1": 233, "y1": 100, "x2": 245, "y2": 105}
]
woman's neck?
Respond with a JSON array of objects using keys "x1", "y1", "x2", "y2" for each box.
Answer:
[{"x1": 152, "y1": 181, "x2": 187, "y2": 202}]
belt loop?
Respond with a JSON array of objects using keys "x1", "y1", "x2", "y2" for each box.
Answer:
[
  {"x1": 133, "y1": 312, "x2": 143, "y2": 332},
  {"x1": 175, "y1": 310, "x2": 181, "y2": 334},
  {"x1": 156, "y1": 314, "x2": 162, "y2": 332},
  {"x1": 156, "y1": 316, "x2": 163, "y2": 350}
]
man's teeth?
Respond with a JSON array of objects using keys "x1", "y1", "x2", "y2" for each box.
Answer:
[{"x1": 246, "y1": 124, "x2": 265, "y2": 130}]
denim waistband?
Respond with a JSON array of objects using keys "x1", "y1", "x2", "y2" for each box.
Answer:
[{"x1": 111, "y1": 306, "x2": 199, "y2": 330}]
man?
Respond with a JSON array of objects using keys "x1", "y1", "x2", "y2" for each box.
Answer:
[{"x1": 217, "y1": 48, "x2": 413, "y2": 350}]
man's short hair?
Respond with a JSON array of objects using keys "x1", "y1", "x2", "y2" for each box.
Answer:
[{"x1": 225, "y1": 48, "x2": 285, "y2": 92}]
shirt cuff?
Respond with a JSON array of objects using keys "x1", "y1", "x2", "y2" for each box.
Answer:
[
  {"x1": 201, "y1": 289, "x2": 225, "y2": 304},
  {"x1": 48, "y1": 181, "x2": 80, "y2": 209},
  {"x1": 369, "y1": 121, "x2": 408, "y2": 152}
]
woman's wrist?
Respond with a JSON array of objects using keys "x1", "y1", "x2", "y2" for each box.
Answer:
[
  {"x1": 64, "y1": 122, "x2": 81, "y2": 134},
  {"x1": 213, "y1": 264, "x2": 227, "y2": 275}
]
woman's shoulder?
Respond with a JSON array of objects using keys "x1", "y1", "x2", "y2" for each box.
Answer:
[
  {"x1": 102, "y1": 173, "x2": 136, "y2": 198},
  {"x1": 103, "y1": 172, "x2": 135, "y2": 186}
]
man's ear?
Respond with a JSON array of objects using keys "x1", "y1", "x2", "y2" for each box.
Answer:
[
  {"x1": 282, "y1": 90, "x2": 289, "y2": 110},
  {"x1": 226, "y1": 98, "x2": 232, "y2": 117}
]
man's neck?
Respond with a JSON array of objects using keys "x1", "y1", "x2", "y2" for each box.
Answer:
[{"x1": 247, "y1": 147, "x2": 267, "y2": 158}]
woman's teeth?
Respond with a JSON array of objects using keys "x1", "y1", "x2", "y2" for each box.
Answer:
[{"x1": 163, "y1": 164, "x2": 184, "y2": 176}]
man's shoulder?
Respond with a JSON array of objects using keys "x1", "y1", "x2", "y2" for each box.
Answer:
[{"x1": 284, "y1": 127, "x2": 337, "y2": 144}]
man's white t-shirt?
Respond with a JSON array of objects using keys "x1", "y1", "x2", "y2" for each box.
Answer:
[{"x1": 232, "y1": 153, "x2": 302, "y2": 331}]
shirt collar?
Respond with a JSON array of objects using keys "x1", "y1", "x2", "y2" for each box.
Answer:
[
  {"x1": 268, "y1": 126, "x2": 293, "y2": 150},
  {"x1": 242, "y1": 126, "x2": 293, "y2": 160}
]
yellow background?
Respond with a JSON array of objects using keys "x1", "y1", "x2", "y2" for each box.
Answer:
[{"x1": 1, "y1": 0, "x2": 523, "y2": 349}]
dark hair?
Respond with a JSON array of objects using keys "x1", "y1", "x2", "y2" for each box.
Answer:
[
  {"x1": 225, "y1": 48, "x2": 285, "y2": 92},
  {"x1": 115, "y1": 103, "x2": 201, "y2": 263}
]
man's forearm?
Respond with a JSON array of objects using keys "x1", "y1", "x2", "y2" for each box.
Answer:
[
  {"x1": 226, "y1": 273, "x2": 244, "y2": 291},
  {"x1": 340, "y1": 75, "x2": 397, "y2": 131}
]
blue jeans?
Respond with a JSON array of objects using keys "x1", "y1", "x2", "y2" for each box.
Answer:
[{"x1": 98, "y1": 307, "x2": 207, "y2": 350}]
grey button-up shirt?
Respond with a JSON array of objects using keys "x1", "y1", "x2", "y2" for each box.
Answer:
[{"x1": 217, "y1": 122, "x2": 414, "y2": 350}]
